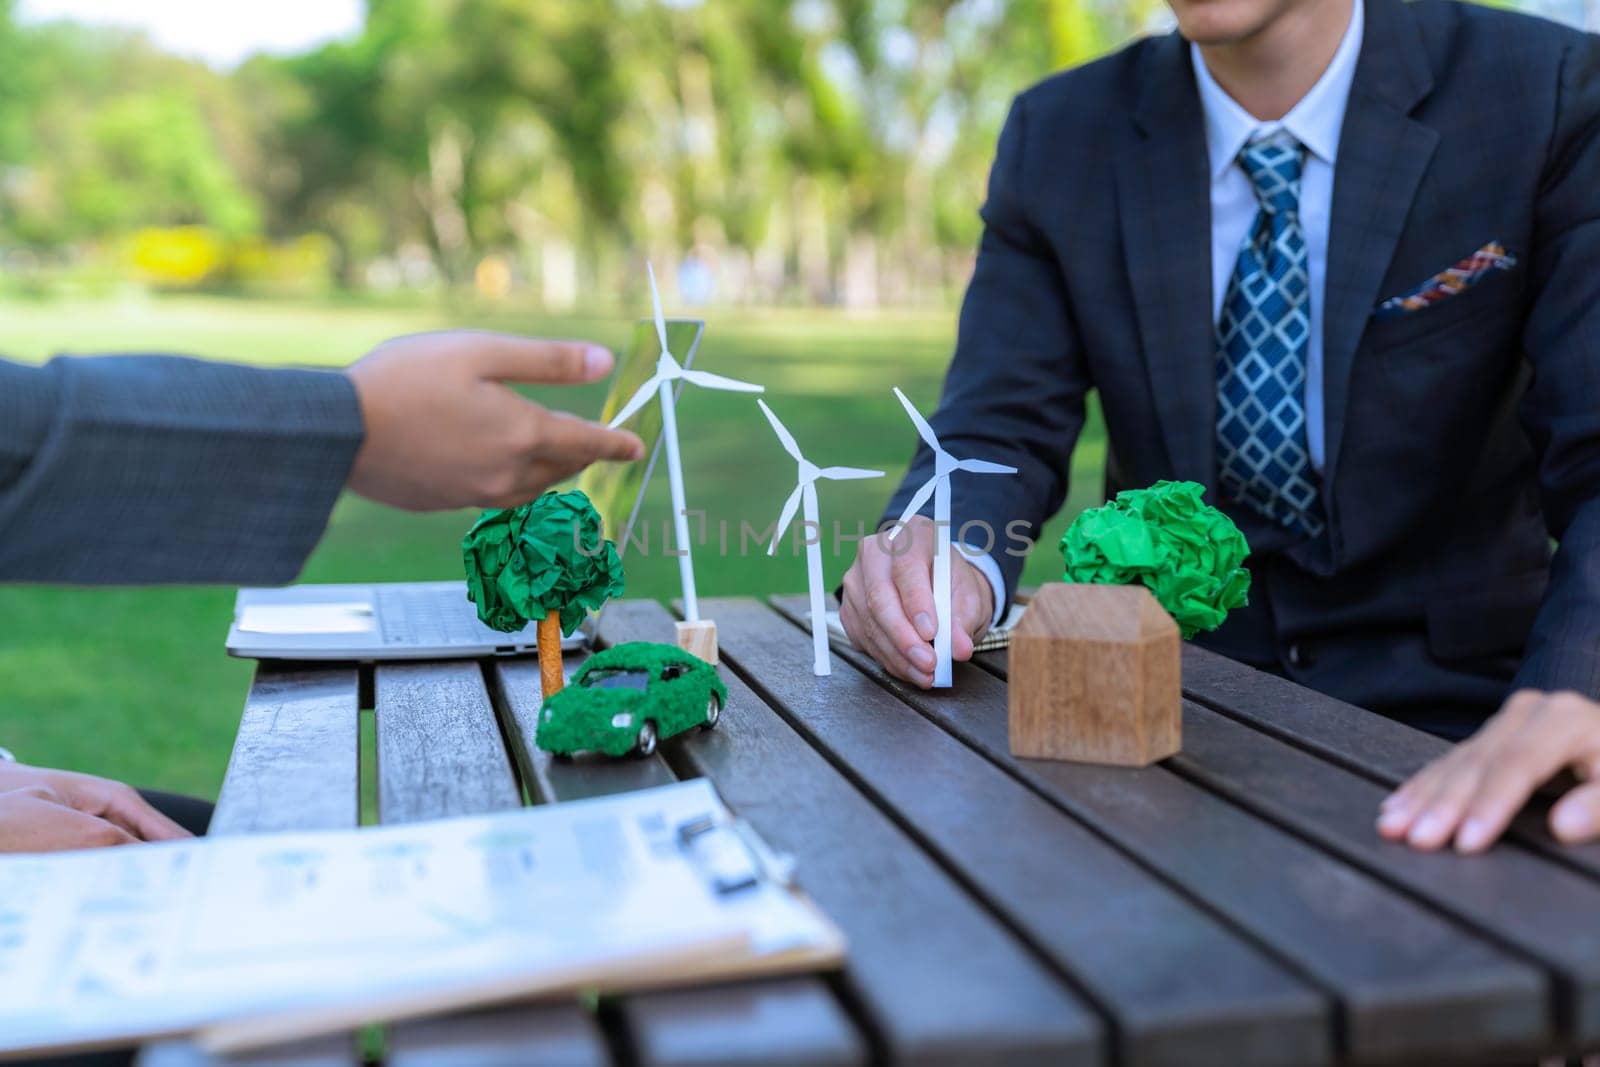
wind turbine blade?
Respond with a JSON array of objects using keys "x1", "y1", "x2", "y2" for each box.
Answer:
[
  {"x1": 886, "y1": 478, "x2": 936, "y2": 540},
  {"x1": 956, "y1": 458, "x2": 1019, "y2": 475},
  {"x1": 768, "y1": 485, "x2": 804, "y2": 556},
  {"x1": 680, "y1": 369, "x2": 765, "y2": 393},
  {"x1": 757, "y1": 399, "x2": 803, "y2": 461},
  {"x1": 647, "y1": 261, "x2": 671, "y2": 359},
  {"x1": 817, "y1": 466, "x2": 885, "y2": 481},
  {"x1": 893, "y1": 387, "x2": 941, "y2": 452},
  {"x1": 606, "y1": 372, "x2": 667, "y2": 429}
]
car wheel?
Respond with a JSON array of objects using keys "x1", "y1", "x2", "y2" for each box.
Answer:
[
  {"x1": 704, "y1": 692, "x2": 722, "y2": 730},
  {"x1": 635, "y1": 720, "x2": 659, "y2": 757}
]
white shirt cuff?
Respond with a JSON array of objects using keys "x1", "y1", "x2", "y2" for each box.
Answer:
[{"x1": 956, "y1": 544, "x2": 1008, "y2": 630}]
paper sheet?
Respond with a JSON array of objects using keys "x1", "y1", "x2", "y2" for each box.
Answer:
[
  {"x1": 0, "y1": 781, "x2": 840, "y2": 1058},
  {"x1": 235, "y1": 602, "x2": 376, "y2": 635}
]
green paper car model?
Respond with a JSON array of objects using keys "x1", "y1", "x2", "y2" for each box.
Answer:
[{"x1": 536, "y1": 641, "x2": 728, "y2": 758}]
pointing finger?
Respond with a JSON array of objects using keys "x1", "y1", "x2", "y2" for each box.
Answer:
[
  {"x1": 466, "y1": 334, "x2": 615, "y2": 384},
  {"x1": 527, "y1": 409, "x2": 646, "y2": 465}
]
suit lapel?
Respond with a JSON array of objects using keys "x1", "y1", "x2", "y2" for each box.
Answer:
[
  {"x1": 1321, "y1": 0, "x2": 1437, "y2": 495},
  {"x1": 1118, "y1": 35, "x2": 1216, "y2": 489}
]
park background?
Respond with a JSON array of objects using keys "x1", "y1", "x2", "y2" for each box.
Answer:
[{"x1": 1, "y1": 0, "x2": 1593, "y2": 798}]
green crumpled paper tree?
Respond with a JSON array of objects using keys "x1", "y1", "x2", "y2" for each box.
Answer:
[
  {"x1": 1058, "y1": 480, "x2": 1250, "y2": 639},
  {"x1": 462, "y1": 489, "x2": 624, "y2": 696}
]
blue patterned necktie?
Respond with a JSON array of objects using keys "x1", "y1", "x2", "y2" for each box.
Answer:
[{"x1": 1215, "y1": 137, "x2": 1324, "y2": 537}]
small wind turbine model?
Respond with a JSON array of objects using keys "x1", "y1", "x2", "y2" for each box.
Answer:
[
  {"x1": 608, "y1": 263, "x2": 764, "y2": 662},
  {"x1": 758, "y1": 399, "x2": 884, "y2": 676},
  {"x1": 887, "y1": 387, "x2": 1018, "y2": 687}
]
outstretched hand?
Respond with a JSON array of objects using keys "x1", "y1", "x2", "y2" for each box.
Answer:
[
  {"x1": 0, "y1": 763, "x2": 190, "y2": 853},
  {"x1": 346, "y1": 331, "x2": 646, "y2": 511},
  {"x1": 838, "y1": 516, "x2": 994, "y2": 688},
  {"x1": 1378, "y1": 689, "x2": 1600, "y2": 853}
]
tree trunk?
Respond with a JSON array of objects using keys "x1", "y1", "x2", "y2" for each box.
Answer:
[
  {"x1": 415, "y1": 123, "x2": 473, "y2": 285},
  {"x1": 538, "y1": 609, "x2": 564, "y2": 699}
]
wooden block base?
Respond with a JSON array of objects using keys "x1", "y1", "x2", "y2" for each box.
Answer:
[
  {"x1": 1008, "y1": 583, "x2": 1180, "y2": 766},
  {"x1": 676, "y1": 619, "x2": 719, "y2": 665}
]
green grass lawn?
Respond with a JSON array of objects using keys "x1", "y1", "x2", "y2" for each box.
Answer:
[{"x1": 0, "y1": 294, "x2": 1106, "y2": 797}]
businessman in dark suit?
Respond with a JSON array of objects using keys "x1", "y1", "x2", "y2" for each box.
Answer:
[
  {"x1": 0, "y1": 331, "x2": 643, "y2": 852},
  {"x1": 840, "y1": 0, "x2": 1600, "y2": 851}
]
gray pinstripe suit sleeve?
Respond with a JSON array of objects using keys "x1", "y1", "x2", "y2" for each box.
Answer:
[{"x1": 0, "y1": 354, "x2": 365, "y2": 585}]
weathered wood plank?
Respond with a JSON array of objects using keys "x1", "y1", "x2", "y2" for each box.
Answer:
[
  {"x1": 137, "y1": 1036, "x2": 359, "y2": 1067},
  {"x1": 210, "y1": 665, "x2": 360, "y2": 836},
  {"x1": 383, "y1": 1007, "x2": 609, "y2": 1067},
  {"x1": 703, "y1": 596, "x2": 1324, "y2": 1067},
  {"x1": 1178, "y1": 645, "x2": 1448, "y2": 781},
  {"x1": 1177, "y1": 645, "x2": 1600, "y2": 882},
  {"x1": 619, "y1": 978, "x2": 865, "y2": 1067},
  {"x1": 135, "y1": 667, "x2": 363, "y2": 1067},
  {"x1": 374, "y1": 660, "x2": 611, "y2": 1066},
  {"x1": 493, "y1": 622, "x2": 867, "y2": 1067},
  {"x1": 795, "y1": 598, "x2": 1552, "y2": 1065},
  {"x1": 1173, "y1": 703, "x2": 1600, "y2": 1047},
  {"x1": 375, "y1": 660, "x2": 520, "y2": 822}
]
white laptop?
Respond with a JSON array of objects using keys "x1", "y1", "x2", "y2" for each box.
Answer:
[{"x1": 227, "y1": 320, "x2": 705, "y2": 662}]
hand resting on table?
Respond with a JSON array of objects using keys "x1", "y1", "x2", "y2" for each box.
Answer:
[
  {"x1": 1379, "y1": 689, "x2": 1600, "y2": 853},
  {"x1": 0, "y1": 763, "x2": 190, "y2": 853}
]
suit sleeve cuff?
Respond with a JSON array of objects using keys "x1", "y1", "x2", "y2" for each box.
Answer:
[
  {"x1": 957, "y1": 543, "x2": 1009, "y2": 630},
  {"x1": 1513, "y1": 644, "x2": 1600, "y2": 699}
]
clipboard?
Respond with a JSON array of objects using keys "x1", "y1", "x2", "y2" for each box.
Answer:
[
  {"x1": 201, "y1": 806, "x2": 847, "y2": 1055},
  {"x1": 0, "y1": 781, "x2": 847, "y2": 1061}
]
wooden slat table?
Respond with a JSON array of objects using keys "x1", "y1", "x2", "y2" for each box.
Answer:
[{"x1": 136, "y1": 596, "x2": 1600, "y2": 1067}]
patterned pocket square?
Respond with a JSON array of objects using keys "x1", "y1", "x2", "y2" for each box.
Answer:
[{"x1": 1377, "y1": 241, "x2": 1518, "y2": 318}]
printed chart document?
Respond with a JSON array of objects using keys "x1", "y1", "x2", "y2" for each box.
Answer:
[{"x1": 0, "y1": 780, "x2": 844, "y2": 1059}]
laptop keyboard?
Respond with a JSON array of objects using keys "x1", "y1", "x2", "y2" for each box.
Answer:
[{"x1": 376, "y1": 586, "x2": 530, "y2": 647}]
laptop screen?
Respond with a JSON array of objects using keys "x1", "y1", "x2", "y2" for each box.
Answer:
[{"x1": 578, "y1": 319, "x2": 705, "y2": 559}]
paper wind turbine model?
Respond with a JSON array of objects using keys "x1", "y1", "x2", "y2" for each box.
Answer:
[
  {"x1": 759, "y1": 399, "x2": 884, "y2": 676},
  {"x1": 888, "y1": 387, "x2": 1018, "y2": 687},
  {"x1": 609, "y1": 263, "x2": 764, "y2": 662}
]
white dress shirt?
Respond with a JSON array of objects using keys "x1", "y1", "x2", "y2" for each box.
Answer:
[{"x1": 966, "y1": 1, "x2": 1365, "y2": 627}]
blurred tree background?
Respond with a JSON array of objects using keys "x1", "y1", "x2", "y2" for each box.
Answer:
[
  {"x1": 2, "y1": 0, "x2": 1591, "y2": 301},
  {"x1": 0, "y1": 0, "x2": 1183, "y2": 304}
]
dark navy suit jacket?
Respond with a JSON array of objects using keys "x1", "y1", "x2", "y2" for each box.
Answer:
[{"x1": 884, "y1": 0, "x2": 1600, "y2": 737}]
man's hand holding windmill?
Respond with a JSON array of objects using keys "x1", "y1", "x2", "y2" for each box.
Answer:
[
  {"x1": 839, "y1": 388, "x2": 1016, "y2": 690},
  {"x1": 839, "y1": 516, "x2": 998, "y2": 690}
]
